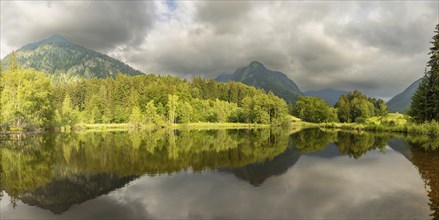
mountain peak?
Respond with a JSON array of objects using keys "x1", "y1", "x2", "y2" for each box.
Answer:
[
  {"x1": 249, "y1": 61, "x2": 265, "y2": 68},
  {"x1": 46, "y1": 34, "x2": 69, "y2": 43},
  {"x1": 387, "y1": 78, "x2": 422, "y2": 113},
  {"x1": 216, "y1": 61, "x2": 303, "y2": 102},
  {"x1": 5, "y1": 34, "x2": 143, "y2": 78},
  {"x1": 20, "y1": 34, "x2": 72, "y2": 51}
]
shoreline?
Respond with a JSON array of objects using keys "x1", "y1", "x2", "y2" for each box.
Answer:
[
  {"x1": 0, "y1": 122, "x2": 272, "y2": 134},
  {"x1": 291, "y1": 121, "x2": 439, "y2": 137}
]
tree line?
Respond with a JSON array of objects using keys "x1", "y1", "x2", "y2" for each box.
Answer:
[
  {"x1": 0, "y1": 60, "x2": 290, "y2": 130},
  {"x1": 291, "y1": 90, "x2": 388, "y2": 123}
]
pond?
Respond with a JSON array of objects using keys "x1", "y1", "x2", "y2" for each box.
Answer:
[{"x1": 1, "y1": 128, "x2": 438, "y2": 219}]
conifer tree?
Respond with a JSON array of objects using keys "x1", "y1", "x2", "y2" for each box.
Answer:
[{"x1": 409, "y1": 24, "x2": 439, "y2": 122}]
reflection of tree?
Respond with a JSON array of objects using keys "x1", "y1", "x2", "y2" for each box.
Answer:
[
  {"x1": 405, "y1": 135, "x2": 439, "y2": 151},
  {"x1": 335, "y1": 131, "x2": 392, "y2": 159},
  {"x1": 410, "y1": 144, "x2": 439, "y2": 219},
  {"x1": 0, "y1": 128, "x2": 290, "y2": 212},
  {"x1": 291, "y1": 128, "x2": 394, "y2": 159},
  {"x1": 292, "y1": 129, "x2": 336, "y2": 153}
]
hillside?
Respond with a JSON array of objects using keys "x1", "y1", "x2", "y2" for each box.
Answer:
[
  {"x1": 387, "y1": 78, "x2": 421, "y2": 113},
  {"x1": 216, "y1": 61, "x2": 303, "y2": 103},
  {"x1": 1, "y1": 34, "x2": 143, "y2": 79},
  {"x1": 304, "y1": 88, "x2": 349, "y2": 106}
]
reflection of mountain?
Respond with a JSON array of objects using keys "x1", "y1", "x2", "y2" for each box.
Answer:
[
  {"x1": 20, "y1": 174, "x2": 137, "y2": 214},
  {"x1": 387, "y1": 138, "x2": 412, "y2": 161},
  {"x1": 220, "y1": 146, "x2": 301, "y2": 186},
  {"x1": 1, "y1": 129, "x2": 290, "y2": 214}
]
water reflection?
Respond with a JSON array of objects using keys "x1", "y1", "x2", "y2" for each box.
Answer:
[
  {"x1": 0, "y1": 128, "x2": 438, "y2": 219},
  {"x1": 292, "y1": 129, "x2": 395, "y2": 158},
  {"x1": 411, "y1": 146, "x2": 439, "y2": 219},
  {"x1": 0, "y1": 128, "x2": 290, "y2": 213}
]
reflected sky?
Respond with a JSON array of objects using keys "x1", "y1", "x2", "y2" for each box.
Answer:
[{"x1": 2, "y1": 146, "x2": 430, "y2": 219}]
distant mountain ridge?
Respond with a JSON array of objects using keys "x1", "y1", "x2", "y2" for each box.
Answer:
[
  {"x1": 2, "y1": 34, "x2": 143, "y2": 79},
  {"x1": 387, "y1": 78, "x2": 421, "y2": 113},
  {"x1": 216, "y1": 61, "x2": 303, "y2": 102},
  {"x1": 304, "y1": 88, "x2": 349, "y2": 106}
]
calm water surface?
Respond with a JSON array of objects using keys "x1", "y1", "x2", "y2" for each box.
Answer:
[{"x1": 1, "y1": 128, "x2": 438, "y2": 219}]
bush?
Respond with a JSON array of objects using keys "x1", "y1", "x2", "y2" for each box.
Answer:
[{"x1": 355, "y1": 117, "x2": 367, "y2": 124}]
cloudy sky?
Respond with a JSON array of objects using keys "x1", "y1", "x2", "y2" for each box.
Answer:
[{"x1": 1, "y1": 1, "x2": 438, "y2": 99}]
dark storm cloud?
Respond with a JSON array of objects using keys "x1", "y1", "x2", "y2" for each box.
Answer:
[
  {"x1": 1, "y1": 1, "x2": 438, "y2": 98},
  {"x1": 195, "y1": 1, "x2": 254, "y2": 35},
  {"x1": 1, "y1": 1, "x2": 153, "y2": 53}
]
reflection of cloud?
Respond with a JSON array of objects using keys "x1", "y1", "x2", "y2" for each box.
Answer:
[{"x1": 2, "y1": 148, "x2": 430, "y2": 219}]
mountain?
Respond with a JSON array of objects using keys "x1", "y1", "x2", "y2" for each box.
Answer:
[
  {"x1": 216, "y1": 61, "x2": 303, "y2": 102},
  {"x1": 387, "y1": 78, "x2": 421, "y2": 113},
  {"x1": 304, "y1": 88, "x2": 349, "y2": 106},
  {"x1": 1, "y1": 34, "x2": 143, "y2": 79}
]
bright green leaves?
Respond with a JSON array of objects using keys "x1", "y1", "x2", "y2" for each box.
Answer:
[
  {"x1": 0, "y1": 68, "x2": 53, "y2": 129},
  {"x1": 293, "y1": 96, "x2": 338, "y2": 123}
]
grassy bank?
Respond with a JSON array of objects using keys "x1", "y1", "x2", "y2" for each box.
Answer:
[
  {"x1": 315, "y1": 113, "x2": 439, "y2": 137},
  {"x1": 169, "y1": 122, "x2": 270, "y2": 130},
  {"x1": 71, "y1": 122, "x2": 270, "y2": 132}
]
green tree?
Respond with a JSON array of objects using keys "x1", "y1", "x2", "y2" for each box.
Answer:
[
  {"x1": 335, "y1": 95, "x2": 351, "y2": 123},
  {"x1": 129, "y1": 106, "x2": 144, "y2": 127},
  {"x1": 167, "y1": 94, "x2": 179, "y2": 123},
  {"x1": 294, "y1": 96, "x2": 338, "y2": 123},
  {"x1": 409, "y1": 24, "x2": 439, "y2": 122},
  {"x1": 0, "y1": 69, "x2": 53, "y2": 129},
  {"x1": 144, "y1": 100, "x2": 158, "y2": 124},
  {"x1": 335, "y1": 90, "x2": 385, "y2": 123},
  {"x1": 8, "y1": 51, "x2": 19, "y2": 71},
  {"x1": 60, "y1": 95, "x2": 79, "y2": 128},
  {"x1": 177, "y1": 101, "x2": 193, "y2": 124},
  {"x1": 369, "y1": 98, "x2": 388, "y2": 117}
]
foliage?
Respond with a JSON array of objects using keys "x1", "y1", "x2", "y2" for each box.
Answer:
[
  {"x1": 242, "y1": 92, "x2": 289, "y2": 125},
  {"x1": 1, "y1": 70, "x2": 290, "y2": 129},
  {"x1": 129, "y1": 106, "x2": 144, "y2": 127},
  {"x1": 334, "y1": 90, "x2": 387, "y2": 123},
  {"x1": 167, "y1": 94, "x2": 179, "y2": 124},
  {"x1": 409, "y1": 24, "x2": 439, "y2": 122},
  {"x1": 0, "y1": 68, "x2": 53, "y2": 130},
  {"x1": 293, "y1": 96, "x2": 338, "y2": 123},
  {"x1": 59, "y1": 95, "x2": 79, "y2": 128}
]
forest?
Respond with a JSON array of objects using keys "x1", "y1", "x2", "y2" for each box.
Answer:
[{"x1": 0, "y1": 63, "x2": 289, "y2": 130}]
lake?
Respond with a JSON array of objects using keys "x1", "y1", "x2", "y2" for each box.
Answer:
[{"x1": 1, "y1": 128, "x2": 438, "y2": 219}]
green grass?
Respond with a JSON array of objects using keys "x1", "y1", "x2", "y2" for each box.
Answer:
[
  {"x1": 72, "y1": 122, "x2": 270, "y2": 132},
  {"x1": 170, "y1": 122, "x2": 270, "y2": 130},
  {"x1": 314, "y1": 113, "x2": 439, "y2": 137}
]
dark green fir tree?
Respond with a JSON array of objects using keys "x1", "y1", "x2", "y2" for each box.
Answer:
[{"x1": 409, "y1": 24, "x2": 439, "y2": 122}]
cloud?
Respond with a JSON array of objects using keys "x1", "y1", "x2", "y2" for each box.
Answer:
[
  {"x1": 1, "y1": 1, "x2": 438, "y2": 98},
  {"x1": 0, "y1": 1, "x2": 154, "y2": 53}
]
